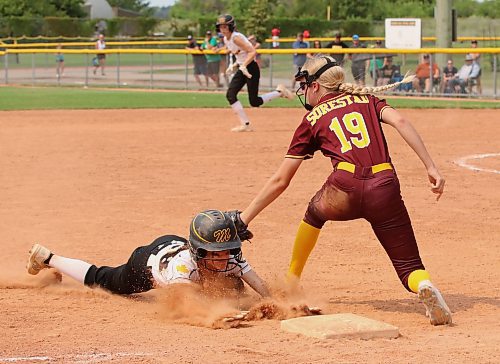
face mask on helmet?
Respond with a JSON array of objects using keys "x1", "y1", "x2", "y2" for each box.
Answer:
[
  {"x1": 294, "y1": 57, "x2": 338, "y2": 111},
  {"x1": 193, "y1": 247, "x2": 243, "y2": 272},
  {"x1": 188, "y1": 210, "x2": 243, "y2": 273}
]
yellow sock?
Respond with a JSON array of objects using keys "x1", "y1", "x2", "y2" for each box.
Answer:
[
  {"x1": 287, "y1": 220, "x2": 321, "y2": 279},
  {"x1": 408, "y1": 269, "x2": 431, "y2": 293}
]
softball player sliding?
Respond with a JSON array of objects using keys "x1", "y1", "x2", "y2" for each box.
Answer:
[
  {"x1": 237, "y1": 56, "x2": 452, "y2": 325},
  {"x1": 27, "y1": 210, "x2": 270, "y2": 298},
  {"x1": 216, "y1": 14, "x2": 294, "y2": 132}
]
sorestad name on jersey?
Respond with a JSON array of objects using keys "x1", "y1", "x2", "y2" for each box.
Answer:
[{"x1": 306, "y1": 94, "x2": 369, "y2": 125}]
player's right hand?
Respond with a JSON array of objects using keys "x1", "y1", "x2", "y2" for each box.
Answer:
[
  {"x1": 225, "y1": 62, "x2": 239, "y2": 75},
  {"x1": 225, "y1": 210, "x2": 254, "y2": 241}
]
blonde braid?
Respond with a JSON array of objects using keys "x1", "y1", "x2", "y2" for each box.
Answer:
[
  {"x1": 338, "y1": 72, "x2": 415, "y2": 95},
  {"x1": 301, "y1": 56, "x2": 414, "y2": 96}
]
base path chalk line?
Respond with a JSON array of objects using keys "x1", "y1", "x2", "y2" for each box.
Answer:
[
  {"x1": 0, "y1": 352, "x2": 153, "y2": 363},
  {"x1": 454, "y1": 153, "x2": 500, "y2": 175}
]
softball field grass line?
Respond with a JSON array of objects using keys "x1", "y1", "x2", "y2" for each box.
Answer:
[{"x1": 0, "y1": 86, "x2": 497, "y2": 110}]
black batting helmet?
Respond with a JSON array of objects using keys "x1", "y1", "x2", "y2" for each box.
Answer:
[
  {"x1": 216, "y1": 14, "x2": 235, "y2": 33},
  {"x1": 188, "y1": 210, "x2": 242, "y2": 262}
]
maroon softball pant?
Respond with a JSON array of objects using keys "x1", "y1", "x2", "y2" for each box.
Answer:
[{"x1": 304, "y1": 167, "x2": 425, "y2": 291}]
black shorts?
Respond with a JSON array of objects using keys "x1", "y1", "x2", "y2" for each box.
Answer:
[
  {"x1": 84, "y1": 235, "x2": 187, "y2": 295},
  {"x1": 97, "y1": 54, "x2": 106, "y2": 60}
]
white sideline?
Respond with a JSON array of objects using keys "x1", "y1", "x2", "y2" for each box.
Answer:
[
  {"x1": 0, "y1": 352, "x2": 153, "y2": 363},
  {"x1": 454, "y1": 153, "x2": 500, "y2": 174}
]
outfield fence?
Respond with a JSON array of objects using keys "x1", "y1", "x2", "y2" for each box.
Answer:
[{"x1": 0, "y1": 47, "x2": 498, "y2": 98}]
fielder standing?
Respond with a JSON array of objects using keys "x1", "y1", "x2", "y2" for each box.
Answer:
[
  {"x1": 216, "y1": 14, "x2": 294, "y2": 132},
  {"x1": 236, "y1": 56, "x2": 452, "y2": 326}
]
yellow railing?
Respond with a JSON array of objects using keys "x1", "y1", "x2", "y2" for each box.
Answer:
[
  {"x1": 1, "y1": 36, "x2": 500, "y2": 49},
  {"x1": 0, "y1": 41, "x2": 191, "y2": 48},
  {"x1": 0, "y1": 48, "x2": 498, "y2": 56}
]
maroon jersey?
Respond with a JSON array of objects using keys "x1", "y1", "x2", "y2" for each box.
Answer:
[{"x1": 286, "y1": 93, "x2": 392, "y2": 167}]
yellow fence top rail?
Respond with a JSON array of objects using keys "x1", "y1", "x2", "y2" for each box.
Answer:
[
  {"x1": 1, "y1": 36, "x2": 499, "y2": 49},
  {"x1": 2, "y1": 48, "x2": 498, "y2": 55},
  {"x1": 0, "y1": 41, "x2": 191, "y2": 48}
]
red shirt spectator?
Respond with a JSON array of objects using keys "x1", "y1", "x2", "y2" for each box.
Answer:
[{"x1": 271, "y1": 27, "x2": 281, "y2": 48}]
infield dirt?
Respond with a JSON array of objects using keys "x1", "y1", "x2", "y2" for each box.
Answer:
[{"x1": 1, "y1": 108, "x2": 499, "y2": 363}]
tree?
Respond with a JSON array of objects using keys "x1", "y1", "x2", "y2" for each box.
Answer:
[
  {"x1": 245, "y1": 0, "x2": 269, "y2": 42},
  {"x1": 108, "y1": 0, "x2": 150, "y2": 13},
  {"x1": 50, "y1": 0, "x2": 86, "y2": 17},
  {"x1": 170, "y1": 0, "x2": 229, "y2": 19},
  {"x1": 0, "y1": 0, "x2": 85, "y2": 17}
]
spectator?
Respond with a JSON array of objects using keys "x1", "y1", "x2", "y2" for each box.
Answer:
[
  {"x1": 248, "y1": 35, "x2": 262, "y2": 68},
  {"x1": 55, "y1": 43, "x2": 65, "y2": 78},
  {"x1": 450, "y1": 54, "x2": 481, "y2": 94},
  {"x1": 348, "y1": 34, "x2": 368, "y2": 86},
  {"x1": 377, "y1": 56, "x2": 399, "y2": 86},
  {"x1": 308, "y1": 40, "x2": 322, "y2": 59},
  {"x1": 468, "y1": 40, "x2": 482, "y2": 94},
  {"x1": 325, "y1": 32, "x2": 349, "y2": 66},
  {"x1": 368, "y1": 40, "x2": 384, "y2": 83},
  {"x1": 271, "y1": 27, "x2": 280, "y2": 48},
  {"x1": 93, "y1": 34, "x2": 106, "y2": 76},
  {"x1": 291, "y1": 32, "x2": 310, "y2": 89},
  {"x1": 412, "y1": 54, "x2": 439, "y2": 93},
  {"x1": 201, "y1": 30, "x2": 222, "y2": 88},
  {"x1": 440, "y1": 59, "x2": 458, "y2": 93},
  {"x1": 469, "y1": 40, "x2": 481, "y2": 65},
  {"x1": 186, "y1": 35, "x2": 208, "y2": 89}
]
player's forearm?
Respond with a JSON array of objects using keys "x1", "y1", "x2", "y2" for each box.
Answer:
[
  {"x1": 241, "y1": 159, "x2": 302, "y2": 225},
  {"x1": 242, "y1": 270, "x2": 271, "y2": 297},
  {"x1": 241, "y1": 176, "x2": 289, "y2": 224},
  {"x1": 395, "y1": 119, "x2": 437, "y2": 170},
  {"x1": 242, "y1": 50, "x2": 257, "y2": 67}
]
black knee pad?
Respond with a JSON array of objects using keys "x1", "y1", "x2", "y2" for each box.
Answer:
[
  {"x1": 226, "y1": 90, "x2": 238, "y2": 104},
  {"x1": 249, "y1": 96, "x2": 263, "y2": 107}
]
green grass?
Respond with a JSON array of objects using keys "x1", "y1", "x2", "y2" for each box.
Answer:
[{"x1": 0, "y1": 86, "x2": 497, "y2": 111}]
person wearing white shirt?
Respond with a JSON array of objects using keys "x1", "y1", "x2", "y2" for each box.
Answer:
[
  {"x1": 451, "y1": 54, "x2": 481, "y2": 93},
  {"x1": 26, "y1": 210, "x2": 270, "y2": 298}
]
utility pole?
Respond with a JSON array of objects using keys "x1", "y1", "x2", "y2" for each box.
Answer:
[{"x1": 435, "y1": 0, "x2": 452, "y2": 68}]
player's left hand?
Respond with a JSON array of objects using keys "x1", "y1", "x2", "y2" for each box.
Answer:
[
  {"x1": 239, "y1": 65, "x2": 252, "y2": 79},
  {"x1": 427, "y1": 166, "x2": 445, "y2": 200},
  {"x1": 222, "y1": 310, "x2": 250, "y2": 323}
]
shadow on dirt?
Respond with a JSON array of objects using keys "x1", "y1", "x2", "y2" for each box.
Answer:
[{"x1": 328, "y1": 294, "x2": 500, "y2": 314}]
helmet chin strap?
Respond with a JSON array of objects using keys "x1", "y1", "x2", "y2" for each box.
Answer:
[
  {"x1": 300, "y1": 83, "x2": 329, "y2": 111},
  {"x1": 303, "y1": 87, "x2": 313, "y2": 111},
  {"x1": 294, "y1": 57, "x2": 338, "y2": 111}
]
